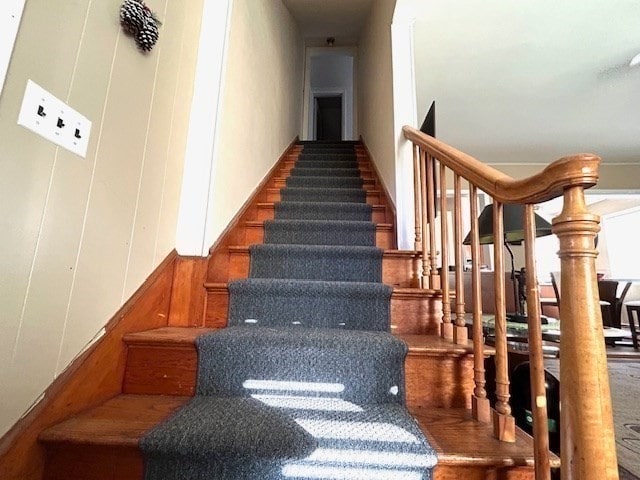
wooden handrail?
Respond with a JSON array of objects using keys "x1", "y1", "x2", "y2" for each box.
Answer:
[
  {"x1": 403, "y1": 126, "x2": 600, "y2": 204},
  {"x1": 403, "y1": 125, "x2": 618, "y2": 480}
]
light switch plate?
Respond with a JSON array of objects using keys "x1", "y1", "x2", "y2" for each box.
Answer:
[{"x1": 17, "y1": 79, "x2": 92, "y2": 158}]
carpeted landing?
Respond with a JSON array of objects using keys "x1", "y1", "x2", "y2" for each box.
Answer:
[{"x1": 140, "y1": 142, "x2": 437, "y2": 479}]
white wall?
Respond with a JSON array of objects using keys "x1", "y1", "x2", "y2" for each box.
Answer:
[
  {"x1": 0, "y1": 0, "x2": 203, "y2": 436},
  {"x1": 309, "y1": 54, "x2": 354, "y2": 140},
  {"x1": 205, "y1": 0, "x2": 303, "y2": 246},
  {"x1": 358, "y1": 0, "x2": 397, "y2": 205},
  {"x1": 0, "y1": 0, "x2": 25, "y2": 96}
]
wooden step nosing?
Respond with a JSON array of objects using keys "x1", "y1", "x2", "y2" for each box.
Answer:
[
  {"x1": 256, "y1": 202, "x2": 386, "y2": 210},
  {"x1": 123, "y1": 326, "x2": 489, "y2": 357},
  {"x1": 206, "y1": 282, "x2": 442, "y2": 302}
]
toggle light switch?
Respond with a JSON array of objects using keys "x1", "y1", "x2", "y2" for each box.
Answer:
[{"x1": 17, "y1": 79, "x2": 92, "y2": 158}]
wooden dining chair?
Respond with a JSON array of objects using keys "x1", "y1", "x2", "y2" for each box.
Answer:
[{"x1": 551, "y1": 271, "x2": 614, "y2": 326}]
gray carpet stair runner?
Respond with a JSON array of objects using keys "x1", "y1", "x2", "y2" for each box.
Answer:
[
  {"x1": 228, "y1": 279, "x2": 392, "y2": 330},
  {"x1": 281, "y1": 187, "x2": 366, "y2": 203},
  {"x1": 295, "y1": 160, "x2": 359, "y2": 169},
  {"x1": 141, "y1": 141, "x2": 437, "y2": 479},
  {"x1": 297, "y1": 153, "x2": 357, "y2": 161},
  {"x1": 264, "y1": 219, "x2": 376, "y2": 246},
  {"x1": 273, "y1": 202, "x2": 372, "y2": 221},
  {"x1": 248, "y1": 244, "x2": 383, "y2": 282},
  {"x1": 286, "y1": 175, "x2": 363, "y2": 189},
  {"x1": 290, "y1": 167, "x2": 361, "y2": 177}
]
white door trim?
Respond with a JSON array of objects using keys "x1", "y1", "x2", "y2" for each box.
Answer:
[
  {"x1": 391, "y1": 1, "x2": 418, "y2": 250},
  {"x1": 175, "y1": 0, "x2": 233, "y2": 256},
  {"x1": 302, "y1": 46, "x2": 358, "y2": 140},
  {"x1": 310, "y1": 87, "x2": 347, "y2": 140}
]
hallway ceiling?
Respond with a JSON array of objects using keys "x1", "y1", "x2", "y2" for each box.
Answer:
[
  {"x1": 284, "y1": 0, "x2": 640, "y2": 166},
  {"x1": 282, "y1": 0, "x2": 375, "y2": 40}
]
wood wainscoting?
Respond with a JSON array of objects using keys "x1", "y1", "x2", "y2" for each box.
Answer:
[{"x1": 0, "y1": 251, "x2": 178, "y2": 480}]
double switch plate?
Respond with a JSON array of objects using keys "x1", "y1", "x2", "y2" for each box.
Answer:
[{"x1": 18, "y1": 79, "x2": 92, "y2": 158}]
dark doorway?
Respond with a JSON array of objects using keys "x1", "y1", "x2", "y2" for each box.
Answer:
[{"x1": 315, "y1": 95, "x2": 342, "y2": 141}]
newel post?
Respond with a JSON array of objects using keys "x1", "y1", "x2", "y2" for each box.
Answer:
[{"x1": 552, "y1": 186, "x2": 619, "y2": 480}]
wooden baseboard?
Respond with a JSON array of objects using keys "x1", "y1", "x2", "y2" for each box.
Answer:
[
  {"x1": 0, "y1": 250, "x2": 178, "y2": 480},
  {"x1": 206, "y1": 136, "x2": 301, "y2": 282},
  {"x1": 358, "y1": 136, "x2": 397, "y2": 219},
  {"x1": 358, "y1": 138, "x2": 398, "y2": 244}
]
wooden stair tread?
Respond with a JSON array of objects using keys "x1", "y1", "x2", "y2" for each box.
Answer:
[
  {"x1": 226, "y1": 246, "x2": 416, "y2": 256},
  {"x1": 399, "y1": 334, "x2": 495, "y2": 356},
  {"x1": 410, "y1": 407, "x2": 560, "y2": 468},
  {"x1": 256, "y1": 202, "x2": 386, "y2": 210},
  {"x1": 40, "y1": 396, "x2": 549, "y2": 469},
  {"x1": 205, "y1": 281, "x2": 441, "y2": 299},
  {"x1": 39, "y1": 394, "x2": 189, "y2": 446},
  {"x1": 266, "y1": 187, "x2": 383, "y2": 194},
  {"x1": 244, "y1": 220, "x2": 394, "y2": 229},
  {"x1": 124, "y1": 326, "x2": 493, "y2": 356},
  {"x1": 123, "y1": 327, "x2": 219, "y2": 345}
]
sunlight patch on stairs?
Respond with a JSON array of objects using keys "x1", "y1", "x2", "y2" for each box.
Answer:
[
  {"x1": 243, "y1": 379, "x2": 345, "y2": 393},
  {"x1": 252, "y1": 395, "x2": 364, "y2": 412},
  {"x1": 294, "y1": 418, "x2": 423, "y2": 444}
]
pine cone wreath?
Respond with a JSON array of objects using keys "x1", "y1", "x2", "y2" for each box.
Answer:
[
  {"x1": 136, "y1": 18, "x2": 159, "y2": 52},
  {"x1": 119, "y1": 0, "x2": 146, "y2": 35}
]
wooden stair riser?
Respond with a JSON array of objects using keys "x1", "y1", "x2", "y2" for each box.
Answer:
[
  {"x1": 43, "y1": 444, "x2": 141, "y2": 480},
  {"x1": 203, "y1": 286, "x2": 443, "y2": 335},
  {"x1": 122, "y1": 341, "x2": 473, "y2": 409},
  {"x1": 240, "y1": 222, "x2": 394, "y2": 249},
  {"x1": 434, "y1": 466, "x2": 534, "y2": 480},
  {"x1": 254, "y1": 203, "x2": 388, "y2": 224},
  {"x1": 218, "y1": 249, "x2": 421, "y2": 286},
  {"x1": 265, "y1": 188, "x2": 384, "y2": 206}
]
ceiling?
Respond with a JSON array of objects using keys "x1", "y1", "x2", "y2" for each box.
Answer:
[
  {"x1": 282, "y1": 0, "x2": 375, "y2": 41},
  {"x1": 282, "y1": 0, "x2": 640, "y2": 166},
  {"x1": 410, "y1": 0, "x2": 640, "y2": 164}
]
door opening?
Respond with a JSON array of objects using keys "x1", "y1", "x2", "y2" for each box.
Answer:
[{"x1": 314, "y1": 95, "x2": 342, "y2": 141}]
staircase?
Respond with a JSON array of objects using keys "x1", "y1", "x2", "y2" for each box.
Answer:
[{"x1": 37, "y1": 141, "x2": 548, "y2": 479}]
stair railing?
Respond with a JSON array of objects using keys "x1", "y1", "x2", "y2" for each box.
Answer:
[{"x1": 403, "y1": 125, "x2": 619, "y2": 480}]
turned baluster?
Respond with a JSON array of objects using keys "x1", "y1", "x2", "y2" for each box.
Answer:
[
  {"x1": 426, "y1": 153, "x2": 438, "y2": 289},
  {"x1": 492, "y1": 201, "x2": 516, "y2": 442},
  {"x1": 453, "y1": 175, "x2": 468, "y2": 344},
  {"x1": 413, "y1": 144, "x2": 422, "y2": 251},
  {"x1": 420, "y1": 150, "x2": 430, "y2": 287},
  {"x1": 470, "y1": 185, "x2": 490, "y2": 422},
  {"x1": 523, "y1": 204, "x2": 551, "y2": 480},
  {"x1": 439, "y1": 163, "x2": 452, "y2": 340}
]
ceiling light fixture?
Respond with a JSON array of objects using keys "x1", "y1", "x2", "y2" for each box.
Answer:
[
  {"x1": 630, "y1": 52, "x2": 640, "y2": 67},
  {"x1": 326, "y1": 37, "x2": 335, "y2": 47}
]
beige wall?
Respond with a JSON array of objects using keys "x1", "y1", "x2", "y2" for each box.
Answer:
[
  {"x1": 0, "y1": 0, "x2": 202, "y2": 435},
  {"x1": 208, "y1": 0, "x2": 303, "y2": 242},
  {"x1": 358, "y1": 0, "x2": 397, "y2": 202}
]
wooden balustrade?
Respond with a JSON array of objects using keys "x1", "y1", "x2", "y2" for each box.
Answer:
[{"x1": 403, "y1": 125, "x2": 617, "y2": 480}]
